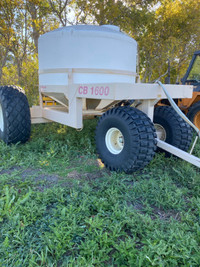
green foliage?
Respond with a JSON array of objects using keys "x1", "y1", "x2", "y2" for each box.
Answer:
[
  {"x1": 188, "y1": 55, "x2": 200, "y2": 82},
  {"x1": 1, "y1": 0, "x2": 200, "y2": 94},
  {"x1": 1, "y1": 55, "x2": 39, "y2": 105},
  {"x1": 0, "y1": 121, "x2": 200, "y2": 265},
  {"x1": 137, "y1": 0, "x2": 200, "y2": 83},
  {"x1": 1, "y1": 64, "x2": 19, "y2": 85},
  {"x1": 21, "y1": 55, "x2": 39, "y2": 105}
]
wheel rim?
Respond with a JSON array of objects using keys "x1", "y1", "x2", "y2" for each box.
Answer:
[
  {"x1": 193, "y1": 111, "x2": 200, "y2": 130},
  {"x1": 154, "y1": 123, "x2": 166, "y2": 141},
  {"x1": 0, "y1": 103, "x2": 4, "y2": 132},
  {"x1": 105, "y1": 127, "x2": 124, "y2": 154}
]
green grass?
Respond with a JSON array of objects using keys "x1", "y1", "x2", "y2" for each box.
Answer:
[{"x1": 0, "y1": 120, "x2": 200, "y2": 266}]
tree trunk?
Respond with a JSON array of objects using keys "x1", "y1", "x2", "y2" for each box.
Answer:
[
  {"x1": 0, "y1": 47, "x2": 9, "y2": 83},
  {"x1": 28, "y1": 2, "x2": 40, "y2": 53}
]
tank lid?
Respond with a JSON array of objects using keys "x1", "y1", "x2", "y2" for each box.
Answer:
[
  {"x1": 101, "y1": 25, "x2": 120, "y2": 32},
  {"x1": 40, "y1": 24, "x2": 136, "y2": 45},
  {"x1": 47, "y1": 24, "x2": 123, "y2": 35}
]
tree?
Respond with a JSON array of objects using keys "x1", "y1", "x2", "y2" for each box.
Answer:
[
  {"x1": 0, "y1": 0, "x2": 21, "y2": 80},
  {"x1": 138, "y1": 0, "x2": 200, "y2": 83},
  {"x1": 74, "y1": 0, "x2": 130, "y2": 26},
  {"x1": 48, "y1": 0, "x2": 75, "y2": 26},
  {"x1": 1, "y1": 0, "x2": 200, "y2": 95},
  {"x1": 27, "y1": 0, "x2": 58, "y2": 53}
]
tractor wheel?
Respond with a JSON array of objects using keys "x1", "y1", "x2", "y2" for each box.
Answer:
[
  {"x1": 154, "y1": 106, "x2": 192, "y2": 155},
  {"x1": 187, "y1": 101, "x2": 200, "y2": 130},
  {"x1": 0, "y1": 85, "x2": 31, "y2": 144},
  {"x1": 95, "y1": 107, "x2": 157, "y2": 173}
]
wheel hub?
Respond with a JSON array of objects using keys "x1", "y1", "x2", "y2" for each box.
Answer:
[
  {"x1": 105, "y1": 127, "x2": 124, "y2": 154},
  {"x1": 0, "y1": 103, "x2": 4, "y2": 132},
  {"x1": 154, "y1": 123, "x2": 166, "y2": 141}
]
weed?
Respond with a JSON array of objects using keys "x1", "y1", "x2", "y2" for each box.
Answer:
[{"x1": 0, "y1": 121, "x2": 200, "y2": 266}]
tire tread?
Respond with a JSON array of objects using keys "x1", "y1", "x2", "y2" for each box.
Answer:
[
  {"x1": 0, "y1": 85, "x2": 31, "y2": 144},
  {"x1": 154, "y1": 106, "x2": 192, "y2": 152},
  {"x1": 95, "y1": 107, "x2": 157, "y2": 173}
]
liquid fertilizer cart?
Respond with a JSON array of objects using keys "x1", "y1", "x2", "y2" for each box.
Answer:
[{"x1": 0, "y1": 25, "x2": 200, "y2": 173}]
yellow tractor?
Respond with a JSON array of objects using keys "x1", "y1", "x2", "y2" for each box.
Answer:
[{"x1": 159, "y1": 50, "x2": 200, "y2": 129}]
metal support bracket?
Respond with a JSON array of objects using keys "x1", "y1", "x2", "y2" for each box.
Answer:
[{"x1": 157, "y1": 139, "x2": 200, "y2": 168}]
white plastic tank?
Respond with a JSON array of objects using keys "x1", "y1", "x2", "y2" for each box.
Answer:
[{"x1": 39, "y1": 25, "x2": 137, "y2": 87}]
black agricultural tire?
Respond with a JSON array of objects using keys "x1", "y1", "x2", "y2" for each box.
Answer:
[
  {"x1": 0, "y1": 85, "x2": 31, "y2": 144},
  {"x1": 187, "y1": 101, "x2": 200, "y2": 130},
  {"x1": 153, "y1": 106, "x2": 193, "y2": 155},
  {"x1": 95, "y1": 107, "x2": 157, "y2": 173}
]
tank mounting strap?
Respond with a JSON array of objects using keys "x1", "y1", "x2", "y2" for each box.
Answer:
[{"x1": 39, "y1": 68, "x2": 137, "y2": 76}]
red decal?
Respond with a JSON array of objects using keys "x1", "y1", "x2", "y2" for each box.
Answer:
[
  {"x1": 79, "y1": 85, "x2": 110, "y2": 96},
  {"x1": 105, "y1": 86, "x2": 109, "y2": 96},
  {"x1": 78, "y1": 86, "x2": 83, "y2": 94}
]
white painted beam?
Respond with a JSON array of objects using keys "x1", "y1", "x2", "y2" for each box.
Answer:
[{"x1": 157, "y1": 139, "x2": 200, "y2": 168}]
